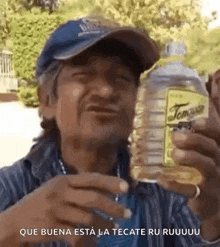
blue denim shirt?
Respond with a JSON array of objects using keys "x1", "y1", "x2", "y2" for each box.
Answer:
[{"x1": 0, "y1": 135, "x2": 219, "y2": 247}]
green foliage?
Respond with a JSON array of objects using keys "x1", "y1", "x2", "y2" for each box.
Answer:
[
  {"x1": 17, "y1": 85, "x2": 39, "y2": 107},
  {"x1": 184, "y1": 27, "x2": 220, "y2": 76},
  {"x1": 10, "y1": 13, "x2": 65, "y2": 82},
  {"x1": 7, "y1": 0, "x2": 57, "y2": 13},
  {"x1": 91, "y1": 0, "x2": 214, "y2": 77},
  {"x1": 92, "y1": 0, "x2": 208, "y2": 48},
  {"x1": 57, "y1": 0, "x2": 93, "y2": 18},
  {"x1": 7, "y1": 0, "x2": 23, "y2": 13},
  {"x1": 6, "y1": 0, "x2": 219, "y2": 107},
  {"x1": 19, "y1": 0, "x2": 38, "y2": 10},
  {"x1": 0, "y1": 2, "x2": 10, "y2": 47},
  {"x1": 7, "y1": 1, "x2": 91, "y2": 107},
  {"x1": 9, "y1": 2, "x2": 91, "y2": 85}
]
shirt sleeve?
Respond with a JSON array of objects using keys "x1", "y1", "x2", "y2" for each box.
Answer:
[
  {"x1": 0, "y1": 166, "x2": 17, "y2": 211},
  {"x1": 170, "y1": 193, "x2": 220, "y2": 247},
  {"x1": 0, "y1": 160, "x2": 37, "y2": 212}
]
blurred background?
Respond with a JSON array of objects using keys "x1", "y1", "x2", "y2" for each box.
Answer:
[{"x1": 0, "y1": 0, "x2": 220, "y2": 168}]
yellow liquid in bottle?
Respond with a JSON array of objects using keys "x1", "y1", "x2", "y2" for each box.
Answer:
[
  {"x1": 130, "y1": 87, "x2": 208, "y2": 185},
  {"x1": 131, "y1": 164, "x2": 203, "y2": 185}
]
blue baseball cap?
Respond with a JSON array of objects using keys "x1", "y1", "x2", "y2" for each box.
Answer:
[{"x1": 36, "y1": 17, "x2": 160, "y2": 78}]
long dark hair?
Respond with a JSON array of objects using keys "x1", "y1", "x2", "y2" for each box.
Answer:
[
  {"x1": 205, "y1": 74, "x2": 213, "y2": 95},
  {"x1": 34, "y1": 60, "x2": 62, "y2": 144}
]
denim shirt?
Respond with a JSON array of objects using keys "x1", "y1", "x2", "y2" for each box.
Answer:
[{"x1": 0, "y1": 136, "x2": 219, "y2": 247}]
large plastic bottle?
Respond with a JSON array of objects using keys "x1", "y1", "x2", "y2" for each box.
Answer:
[{"x1": 130, "y1": 41, "x2": 209, "y2": 184}]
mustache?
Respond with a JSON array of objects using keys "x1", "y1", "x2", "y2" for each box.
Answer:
[
  {"x1": 85, "y1": 104, "x2": 119, "y2": 113},
  {"x1": 81, "y1": 94, "x2": 120, "y2": 112}
]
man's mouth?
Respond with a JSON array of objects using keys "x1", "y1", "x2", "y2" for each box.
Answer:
[{"x1": 86, "y1": 105, "x2": 119, "y2": 117}]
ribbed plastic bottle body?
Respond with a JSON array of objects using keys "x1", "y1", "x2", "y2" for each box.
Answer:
[
  {"x1": 130, "y1": 63, "x2": 209, "y2": 184},
  {"x1": 131, "y1": 86, "x2": 165, "y2": 183}
]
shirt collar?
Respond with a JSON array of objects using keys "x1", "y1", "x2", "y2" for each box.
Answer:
[
  {"x1": 24, "y1": 136, "x2": 63, "y2": 184},
  {"x1": 24, "y1": 136, "x2": 131, "y2": 183},
  {"x1": 24, "y1": 136, "x2": 152, "y2": 196}
]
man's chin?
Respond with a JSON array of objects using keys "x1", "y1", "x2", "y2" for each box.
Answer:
[
  {"x1": 82, "y1": 131, "x2": 129, "y2": 148},
  {"x1": 78, "y1": 117, "x2": 131, "y2": 147}
]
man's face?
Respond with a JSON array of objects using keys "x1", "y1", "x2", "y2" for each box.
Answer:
[{"x1": 51, "y1": 52, "x2": 138, "y2": 147}]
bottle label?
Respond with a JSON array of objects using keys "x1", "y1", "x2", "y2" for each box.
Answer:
[{"x1": 164, "y1": 88, "x2": 209, "y2": 166}]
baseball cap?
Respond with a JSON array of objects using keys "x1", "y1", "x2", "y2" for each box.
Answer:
[{"x1": 36, "y1": 16, "x2": 160, "y2": 78}]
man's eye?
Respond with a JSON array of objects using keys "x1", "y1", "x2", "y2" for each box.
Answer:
[
  {"x1": 115, "y1": 74, "x2": 133, "y2": 83},
  {"x1": 71, "y1": 72, "x2": 89, "y2": 78},
  {"x1": 70, "y1": 72, "x2": 92, "y2": 82}
]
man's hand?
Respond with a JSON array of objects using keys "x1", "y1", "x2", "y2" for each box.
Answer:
[
  {"x1": 157, "y1": 100, "x2": 220, "y2": 241},
  {"x1": 0, "y1": 173, "x2": 130, "y2": 247}
]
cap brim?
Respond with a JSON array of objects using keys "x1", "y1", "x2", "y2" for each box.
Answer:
[{"x1": 54, "y1": 27, "x2": 160, "y2": 72}]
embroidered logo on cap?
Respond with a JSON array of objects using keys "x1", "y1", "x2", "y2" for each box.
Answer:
[{"x1": 78, "y1": 18, "x2": 103, "y2": 37}]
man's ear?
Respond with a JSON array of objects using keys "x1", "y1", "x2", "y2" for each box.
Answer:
[{"x1": 38, "y1": 86, "x2": 56, "y2": 119}]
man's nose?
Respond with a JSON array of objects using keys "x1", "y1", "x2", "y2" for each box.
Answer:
[{"x1": 91, "y1": 77, "x2": 117, "y2": 99}]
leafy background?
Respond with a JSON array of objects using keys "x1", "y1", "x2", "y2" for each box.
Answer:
[
  {"x1": 10, "y1": 13, "x2": 64, "y2": 82},
  {"x1": 0, "y1": 0, "x2": 220, "y2": 106}
]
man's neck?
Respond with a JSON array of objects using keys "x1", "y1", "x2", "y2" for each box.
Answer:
[{"x1": 60, "y1": 137, "x2": 120, "y2": 175}]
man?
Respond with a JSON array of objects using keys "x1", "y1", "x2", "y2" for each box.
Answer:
[{"x1": 0, "y1": 16, "x2": 220, "y2": 247}]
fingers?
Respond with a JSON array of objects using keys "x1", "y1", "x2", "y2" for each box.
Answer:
[
  {"x1": 192, "y1": 118, "x2": 220, "y2": 143},
  {"x1": 62, "y1": 188, "x2": 131, "y2": 220},
  {"x1": 47, "y1": 174, "x2": 131, "y2": 235},
  {"x1": 54, "y1": 203, "x2": 116, "y2": 231},
  {"x1": 66, "y1": 173, "x2": 129, "y2": 195},
  {"x1": 157, "y1": 174, "x2": 199, "y2": 198},
  {"x1": 172, "y1": 132, "x2": 219, "y2": 159},
  {"x1": 172, "y1": 148, "x2": 218, "y2": 179},
  {"x1": 191, "y1": 100, "x2": 220, "y2": 144},
  {"x1": 157, "y1": 175, "x2": 220, "y2": 220}
]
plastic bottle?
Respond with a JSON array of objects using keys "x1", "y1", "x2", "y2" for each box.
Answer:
[{"x1": 130, "y1": 40, "x2": 209, "y2": 184}]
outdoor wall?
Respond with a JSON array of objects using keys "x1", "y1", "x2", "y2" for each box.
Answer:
[
  {"x1": 0, "y1": 77, "x2": 18, "y2": 93},
  {"x1": 0, "y1": 93, "x2": 18, "y2": 102}
]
